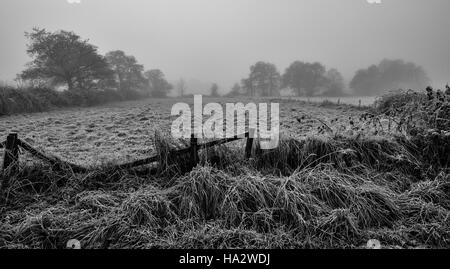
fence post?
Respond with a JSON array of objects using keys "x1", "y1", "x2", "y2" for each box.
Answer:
[
  {"x1": 190, "y1": 134, "x2": 199, "y2": 167},
  {"x1": 245, "y1": 128, "x2": 255, "y2": 159},
  {"x1": 3, "y1": 133, "x2": 19, "y2": 176}
]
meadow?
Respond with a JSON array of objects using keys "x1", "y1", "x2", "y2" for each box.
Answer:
[{"x1": 0, "y1": 92, "x2": 449, "y2": 249}]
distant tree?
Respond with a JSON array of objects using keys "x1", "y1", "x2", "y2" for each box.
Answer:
[
  {"x1": 323, "y1": 68, "x2": 345, "y2": 97},
  {"x1": 210, "y1": 83, "x2": 220, "y2": 97},
  {"x1": 176, "y1": 78, "x2": 188, "y2": 97},
  {"x1": 226, "y1": 83, "x2": 242, "y2": 97},
  {"x1": 232, "y1": 83, "x2": 242, "y2": 94},
  {"x1": 144, "y1": 69, "x2": 172, "y2": 98},
  {"x1": 282, "y1": 61, "x2": 327, "y2": 97},
  {"x1": 19, "y1": 28, "x2": 113, "y2": 91},
  {"x1": 349, "y1": 65, "x2": 380, "y2": 96},
  {"x1": 242, "y1": 62, "x2": 281, "y2": 96},
  {"x1": 241, "y1": 78, "x2": 253, "y2": 96},
  {"x1": 350, "y1": 59, "x2": 430, "y2": 96},
  {"x1": 105, "y1": 50, "x2": 145, "y2": 94}
]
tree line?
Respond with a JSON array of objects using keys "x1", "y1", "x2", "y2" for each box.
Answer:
[
  {"x1": 18, "y1": 28, "x2": 173, "y2": 99},
  {"x1": 15, "y1": 28, "x2": 431, "y2": 100},
  {"x1": 224, "y1": 59, "x2": 430, "y2": 97}
]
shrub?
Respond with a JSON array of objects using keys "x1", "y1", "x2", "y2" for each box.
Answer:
[
  {"x1": 0, "y1": 86, "x2": 144, "y2": 116},
  {"x1": 375, "y1": 86, "x2": 450, "y2": 134},
  {"x1": 0, "y1": 86, "x2": 49, "y2": 115},
  {"x1": 28, "y1": 87, "x2": 69, "y2": 107}
]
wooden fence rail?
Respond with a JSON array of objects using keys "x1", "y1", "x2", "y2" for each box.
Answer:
[
  {"x1": 1, "y1": 130, "x2": 256, "y2": 179},
  {"x1": 17, "y1": 139, "x2": 88, "y2": 173}
]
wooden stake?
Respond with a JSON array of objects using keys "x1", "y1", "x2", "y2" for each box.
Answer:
[
  {"x1": 245, "y1": 128, "x2": 255, "y2": 159},
  {"x1": 3, "y1": 133, "x2": 19, "y2": 176},
  {"x1": 190, "y1": 134, "x2": 199, "y2": 167}
]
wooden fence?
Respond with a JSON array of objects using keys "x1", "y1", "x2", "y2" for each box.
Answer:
[{"x1": 1, "y1": 130, "x2": 256, "y2": 186}]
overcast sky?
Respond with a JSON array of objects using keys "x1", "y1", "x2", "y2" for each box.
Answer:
[{"x1": 1, "y1": 0, "x2": 449, "y2": 91}]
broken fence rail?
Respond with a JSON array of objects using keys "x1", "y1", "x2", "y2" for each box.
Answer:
[
  {"x1": 17, "y1": 139, "x2": 88, "y2": 173},
  {"x1": 2, "y1": 131, "x2": 255, "y2": 175}
]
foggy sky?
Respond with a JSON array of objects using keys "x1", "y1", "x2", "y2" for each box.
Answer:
[{"x1": 1, "y1": 0, "x2": 449, "y2": 92}]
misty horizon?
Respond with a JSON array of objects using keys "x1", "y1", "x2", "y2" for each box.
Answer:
[{"x1": 1, "y1": 0, "x2": 450, "y2": 94}]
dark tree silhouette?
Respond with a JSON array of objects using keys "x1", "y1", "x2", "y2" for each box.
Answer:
[
  {"x1": 242, "y1": 62, "x2": 281, "y2": 96},
  {"x1": 19, "y1": 28, "x2": 113, "y2": 91},
  {"x1": 282, "y1": 61, "x2": 327, "y2": 97},
  {"x1": 350, "y1": 59, "x2": 430, "y2": 96}
]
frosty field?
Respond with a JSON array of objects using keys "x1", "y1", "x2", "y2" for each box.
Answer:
[
  {"x1": 0, "y1": 97, "x2": 365, "y2": 167},
  {"x1": 0, "y1": 96, "x2": 448, "y2": 249}
]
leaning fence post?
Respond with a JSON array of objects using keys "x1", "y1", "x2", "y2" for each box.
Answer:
[
  {"x1": 3, "y1": 133, "x2": 19, "y2": 176},
  {"x1": 190, "y1": 134, "x2": 199, "y2": 167},
  {"x1": 245, "y1": 128, "x2": 255, "y2": 159}
]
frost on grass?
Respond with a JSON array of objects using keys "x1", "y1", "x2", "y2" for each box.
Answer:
[{"x1": 0, "y1": 97, "x2": 449, "y2": 249}]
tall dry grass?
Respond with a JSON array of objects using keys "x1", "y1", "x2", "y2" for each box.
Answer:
[{"x1": 1, "y1": 131, "x2": 448, "y2": 249}]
